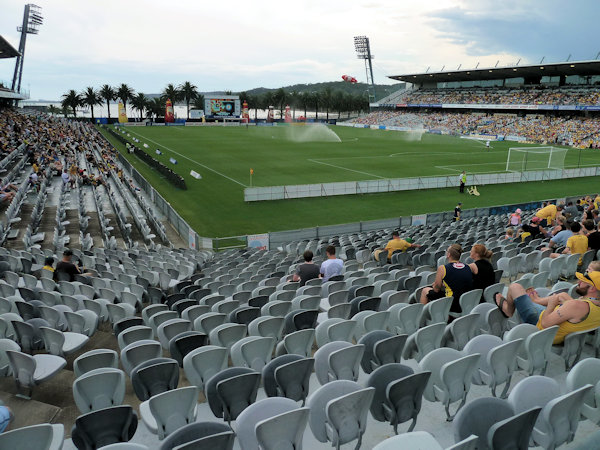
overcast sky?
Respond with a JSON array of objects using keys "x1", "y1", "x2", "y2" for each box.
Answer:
[{"x1": 0, "y1": 0, "x2": 598, "y2": 100}]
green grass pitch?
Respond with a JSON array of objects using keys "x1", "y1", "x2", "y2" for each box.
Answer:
[{"x1": 98, "y1": 124, "x2": 600, "y2": 238}]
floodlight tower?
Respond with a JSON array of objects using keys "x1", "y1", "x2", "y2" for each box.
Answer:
[
  {"x1": 11, "y1": 4, "x2": 43, "y2": 93},
  {"x1": 354, "y1": 36, "x2": 376, "y2": 107}
]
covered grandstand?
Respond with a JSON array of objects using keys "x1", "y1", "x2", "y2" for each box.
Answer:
[{"x1": 0, "y1": 35, "x2": 28, "y2": 105}]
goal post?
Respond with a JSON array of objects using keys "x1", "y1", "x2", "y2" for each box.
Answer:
[{"x1": 505, "y1": 146, "x2": 568, "y2": 172}]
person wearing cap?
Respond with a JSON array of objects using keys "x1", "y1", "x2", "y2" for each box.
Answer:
[
  {"x1": 494, "y1": 271, "x2": 600, "y2": 344},
  {"x1": 535, "y1": 202, "x2": 563, "y2": 227},
  {"x1": 374, "y1": 231, "x2": 420, "y2": 262},
  {"x1": 508, "y1": 208, "x2": 522, "y2": 226},
  {"x1": 454, "y1": 202, "x2": 462, "y2": 222}
]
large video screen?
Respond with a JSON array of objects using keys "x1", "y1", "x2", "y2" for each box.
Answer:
[{"x1": 205, "y1": 97, "x2": 240, "y2": 117}]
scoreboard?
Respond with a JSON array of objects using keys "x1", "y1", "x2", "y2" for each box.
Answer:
[{"x1": 204, "y1": 96, "x2": 241, "y2": 118}]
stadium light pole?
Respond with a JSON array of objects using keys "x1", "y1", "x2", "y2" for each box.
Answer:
[
  {"x1": 354, "y1": 36, "x2": 376, "y2": 109},
  {"x1": 11, "y1": 4, "x2": 43, "y2": 94}
]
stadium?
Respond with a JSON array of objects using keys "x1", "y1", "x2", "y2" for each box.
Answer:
[{"x1": 1, "y1": 2, "x2": 600, "y2": 449}]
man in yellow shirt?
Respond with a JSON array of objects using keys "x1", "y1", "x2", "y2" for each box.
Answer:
[
  {"x1": 535, "y1": 203, "x2": 563, "y2": 227},
  {"x1": 494, "y1": 271, "x2": 600, "y2": 344},
  {"x1": 549, "y1": 222, "x2": 588, "y2": 265},
  {"x1": 374, "y1": 231, "x2": 420, "y2": 262}
]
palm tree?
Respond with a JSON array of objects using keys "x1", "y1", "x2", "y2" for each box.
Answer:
[
  {"x1": 245, "y1": 93, "x2": 259, "y2": 120},
  {"x1": 116, "y1": 83, "x2": 135, "y2": 111},
  {"x1": 162, "y1": 83, "x2": 181, "y2": 105},
  {"x1": 261, "y1": 91, "x2": 275, "y2": 120},
  {"x1": 99, "y1": 84, "x2": 116, "y2": 120},
  {"x1": 311, "y1": 91, "x2": 320, "y2": 120},
  {"x1": 273, "y1": 88, "x2": 286, "y2": 118},
  {"x1": 47, "y1": 104, "x2": 60, "y2": 116},
  {"x1": 81, "y1": 87, "x2": 102, "y2": 121},
  {"x1": 321, "y1": 87, "x2": 332, "y2": 121},
  {"x1": 131, "y1": 93, "x2": 148, "y2": 120},
  {"x1": 288, "y1": 91, "x2": 299, "y2": 119},
  {"x1": 192, "y1": 94, "x2": 205, "y2": 111},
  {"x1": 61, "y1": 90, "x2": 81, "y2": 117},
  {"x1": 147, "y1": 97, "x2": 164, "y2": 120},
  {"x1": 298, "y1": 92, "x2": 311, "y2": 119},
  {"x1": 178, "y1": 81, "x2": 198, "y2": 120}
]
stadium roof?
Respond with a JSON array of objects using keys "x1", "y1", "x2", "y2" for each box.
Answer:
[
  {"x1": 0, "y1": 35, "x2": 19, "y2": 59},
  {"x1": 388, "y1": 60, "x2": 600, "y2": 84}
]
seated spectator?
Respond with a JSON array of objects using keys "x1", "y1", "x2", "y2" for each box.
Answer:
[
  {"x1": 550, "y1": 221, "x2": 588, "y2": 265},
  {"x1": 586, "y1": 220, "x2": 600, "y2": 253},
  {"x1": 420, "y1": 244, "x2": 473, "y2": 316},
  {"x1": 292, "y1": 250, "x2": 320, "y2": 286},
  {"x1": 504, "y1": 228, "x2": 514, "y2": 240},
  {"x1": 519, "y1": 216, "x2": 545, "y2": 240},
  {"x1": 374, "y1": 231, "x2": 420, "y2": 262},
  {"x1": 468, "y1": 244, "x2": 495, "y2": 299},
  {"x1": 42, "y1": 257, "x2": 55, "y2": 272},
  {"x1": 319, "y1": 245, "x2": 343, "y2": 282},
  {"x1": 54, "y1": 249, "x2": 91, "y2": 281},
  {"x1": 563, "y1": 201, "x2": 579, "y2": 219},
  {"x1": 494, "y1": 272, "x2": 600, "y2": 344},
  {"x1": 541, "y1": 221, "x2": 573, "y2": 251},
  {"x1": 508, "y1": 208, "x2": 522, "y2": 226}
]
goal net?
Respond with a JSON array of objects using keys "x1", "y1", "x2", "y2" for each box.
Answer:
[{"x1": 505, "y1": 146, "x2": 568, "y2": 172}]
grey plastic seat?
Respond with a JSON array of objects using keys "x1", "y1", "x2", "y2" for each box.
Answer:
[
  {"x1": 261, "y1": 300, "x2": 292, "y2": 317},
  {"x1": 487, "y1": 407, "x2": 542, "y2": 450},
  {"x1": 402, "y1": 322, "x2": 446, "y2": 362},
  {"x1": 131, "y1": 357, "x2": 180, "y2": 401},
  {"x1": 248, "y1": 316, "x2": 284, "y2": 342},
  {"x1": 372, "y1": 431, "x2": 444, "y2": 450},
  {"x1": 39, "y1": 326, "x2": 89, "y2": 357},
  {"x1": 71, "y1": 405, "x2": 138, "y2": 450},
  {"x1": 236, "y1": 397, "x2": 306, "y2": 450},
  {"x1": 12, "y1": 319, "x2": 46, "y2": 353},
  {"x1": 504, "y1": 324, "x2": 558, "y2": 375},
  {"x1": 209, "y1": 323, "x2": 246, "y2": 351},
  {"x1": 106, "y1": 303, "x2": 136, "y2": 326},
  {"x1": 157, "y1": 318, "x2": 192, "y2": 349},
  {"x1": 389, "y1": 303, "x2": 423, "y2": 335},
  {"x1": 142, "y1": 304, "x2": 169, "y2": 325},
  {"x1": 148, "y1": 311, "x2": 179, "y2": 334},
  {"x1": 566, "y1": 357, "x2": 600, "y2": 423},
  {"x1": 353, "y1": 310, "x2": 389, "y2": 339},
  {"x1": 6, "y1": 349, "x2": 66, "y2": 399},
  {"x1": 74, "y1": 348, "x2": 119, "y2": 378},
  {"x1": 306, "y1": 379, "x2": 375, "y2": 450},
  {"x1": 442, "y1": 313, "x2": 480, "y2": 350},
  {"x1": 358, "y1": 330, "x2": 394, "y2": 373},
  {"x1": 452, "y1": 396, "x2": 518, "y2": 450},
  {"x1": 0, "y1": 338, "x2": 20, "y2": 376},
  {"x1": 158, "y1": 422, "x2": 234, "y2": 450},
  {"x1": 421, "y1": 296, "x2": 453, "y2": 326},
  {"x1": 120, "y1": 340, "x2": 163, "y2": 376},
  {"x1": 449, "y1": 289, "x2": 483, "y2": 319},
  {"x1": 553, "y1": 327, "x2": 598, "y2": 370},
  {"x1": 181, "y1": 304, "x2": 210, "y2": 323},
  {"x1": 193, "y1": 312, "x2": 226, "y2": 335},
  {"x1": 474, "y1": 339, "x2": 522, "y2": 398},
  {"x1": 314, "y1": 341, "x2": 364, "y2": 385},
  {"x1": 275, "y1": 328, "x2": 314, "y2": 357},
  {"x1": 283, "y1": 309, "x2": 319, "y2": 334},
  {"x1": 205, "y1": 367, "x2": 261, "y2": 425},
  {"x1": 117, "y1": 325, "x2": 154, "y2": 351},
  {"x1": 73, "y1": 367, "x2": 126, "y2": 413},
  {"x1": 168, "y1": 331, "x2": 207, "y2": 367},
  {"x1": 419, "y1": 347, "x2": 480, "y2": 421},
  {"x1": 183, "y1": 345, "x2": 228, "y2": 392},
  {"x1": 65, "y1": 310, "x2": 99, "y2": 337},
  {"x1": 0, "y1": 423, "x2": 64, "y2": 450},
  {"x1": 230, "y1": 336, "x2": 274, "y2": 371},
  {"x1": 508, "y1": 376, "x2": 592, "y2": 449},
  {"x1": 139, "y1": 386, "x2": 198, "y2": 440},
  {"x1": 255, "y1": 406, "x2": 310, "y2": 450},
  {"x1": 274, "y1": 357, "x2": 314, "y2": 406}
]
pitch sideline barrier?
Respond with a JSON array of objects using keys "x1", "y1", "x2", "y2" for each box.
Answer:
[{"x1": 244, "y1": 166, "x2": 600, "y2": 202}]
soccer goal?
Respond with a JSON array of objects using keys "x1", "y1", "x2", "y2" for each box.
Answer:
[{"x1": 505, "y1": 146, "x2": 568, "y2": 172}]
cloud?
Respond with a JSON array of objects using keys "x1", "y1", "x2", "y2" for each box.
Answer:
[{"x1": 427, "y1": 0, "x2": 600, "y2": 63}]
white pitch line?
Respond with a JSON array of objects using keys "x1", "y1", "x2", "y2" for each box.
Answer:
[
  {"x1": 126, "y1": 129, "x2": 248, "y2": 187},
  {"x1": 308, "y1": 159, "x2": 385, "y2": 179}
]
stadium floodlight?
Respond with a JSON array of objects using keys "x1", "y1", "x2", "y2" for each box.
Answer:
[
  {"x1": 12, "y1": 4, "x2": 43, "y2": 94},
  {"x1": 353, "y1": 36, "x2": 376, "y2": 106}
]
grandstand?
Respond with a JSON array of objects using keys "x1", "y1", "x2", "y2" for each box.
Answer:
[{"x1": 0, "y1": 106, "x2": 599, "y2": 449}]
